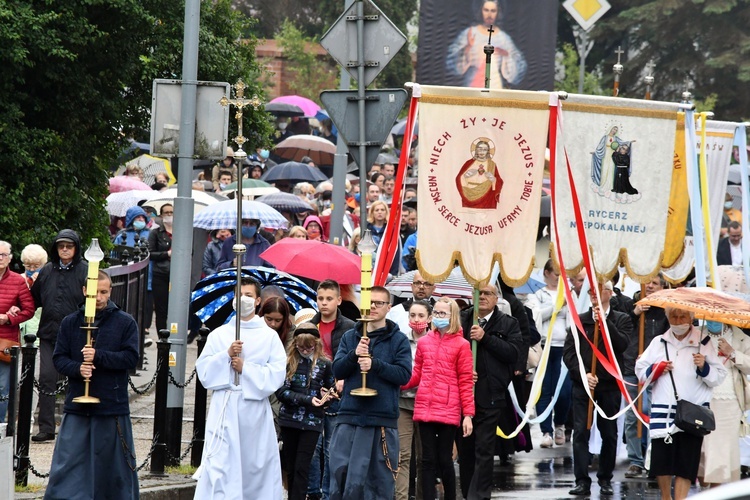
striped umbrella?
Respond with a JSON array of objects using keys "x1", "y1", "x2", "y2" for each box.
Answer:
[
  {"x1": 387, "y1": 267, "x2": 473, "y2": 299},
  {"x1": 192, "y1": 199, "x2": 289, "y2": 231},
  {"x1": 191, "y1": 267, "x2": 318, "y2": 330},
  {"x1": 105, "y1": 190, "x2": 157, "y2": 217},
  {"x1": 255, "y1": 192, "x2": 314, "y2": 214}
]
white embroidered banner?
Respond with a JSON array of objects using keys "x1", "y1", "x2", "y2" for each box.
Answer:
[
  {"x1": 416, "y1": 85, "x2": 549, "y2": 286},
  {"x1": 554, "y1": 94, "x2": 684, "y2": 279}
]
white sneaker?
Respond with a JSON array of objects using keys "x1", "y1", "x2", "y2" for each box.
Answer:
[
  {"x1": 540, "y1": 433, "x2": 554, "y2": 448},
  {"x1": 554, "y1": 425, "x2": 565, "y2": 445}
]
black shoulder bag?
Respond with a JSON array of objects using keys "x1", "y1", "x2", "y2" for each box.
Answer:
[{"x1": 663, "y1": 340, "x2": 715, "y2": 437}]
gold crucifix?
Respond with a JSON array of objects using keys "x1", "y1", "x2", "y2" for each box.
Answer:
[{"x1": 219, "y1": 79, "x2": 263, "y2": 153}]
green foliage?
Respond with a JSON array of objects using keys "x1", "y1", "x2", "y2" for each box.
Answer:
[
  {"x1": 570, "y1": 0, "x2": 750, "y2": 120},
  {"x1": 554, "y1": 43, "x2": 606, "y2": 95},
  {"x1": 0, "y1": 0, "x2": 271, "y2": 258},
  {"x1": 275, "y1": 20, "x2": 339, "y2": 103}
]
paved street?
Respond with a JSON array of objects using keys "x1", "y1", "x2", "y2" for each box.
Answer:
[{"x1": 18, "y1": 336, "x2": 706, "y2": 499}]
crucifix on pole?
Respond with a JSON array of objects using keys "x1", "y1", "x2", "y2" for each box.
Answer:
[
  {"x1": 644, "y1": 61, "x2": 655, "y2": 100},
  {"x1": 219, "y1": 78, "x2": 263, "y2": 384},
  {"x1": 612, "y1": 46, "x2": 624, "y2": 97}
]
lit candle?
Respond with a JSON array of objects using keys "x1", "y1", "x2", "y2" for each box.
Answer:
[
  {"x1": 83, "y1": 239, "x2": 104, "y2": 320},
  {"x1": 357, "y1": 230, "x2": 377, "y2": 315}
]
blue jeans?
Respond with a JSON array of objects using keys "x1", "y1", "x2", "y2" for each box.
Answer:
[
  {"x1": 536, "y1": 346, "x2": 571, "y2": 435},
  {"x1": 623, "y1": 374, "x2": 651, "y2": 468},
  {"x1": 0, "y1": 361, "x2": 10, "y2": 423},
  {"x1": 307, "y1": 414, "x2": 336, "y2": 498}
]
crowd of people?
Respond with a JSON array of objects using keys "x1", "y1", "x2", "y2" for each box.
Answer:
[{"x1": 1, "y1": 116, "x2": 749, "y2": 500}]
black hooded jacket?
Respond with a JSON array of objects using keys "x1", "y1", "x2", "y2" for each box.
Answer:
[{"x1": 31, "y1": 229, "x2": 89, "y2": 341}]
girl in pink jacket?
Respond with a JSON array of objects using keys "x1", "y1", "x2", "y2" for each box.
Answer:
[{"x1": 402, "y1": 297, "x2": 474, "y2": 500}]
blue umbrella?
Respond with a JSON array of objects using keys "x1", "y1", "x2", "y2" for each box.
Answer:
[
  {"x1": 192, "y1": 199, "x2": 288, "y2": 231},
  {"x1": 191, "y1": 267, "x2": 318, "y2": 330},
  {"x1": 514, "y1": 277, "x2": 545, "y2": 295},
  {"x1": 260, "y1": 161, "x2": 329, "y2": 184}
]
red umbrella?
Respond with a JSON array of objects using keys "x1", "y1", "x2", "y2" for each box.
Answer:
[
  {"x1": 109, "y1": 176, "x2": 152, "y2": 193},
  {"x1": 260, "y1": 238, "x2": 361, "y2": 284}
]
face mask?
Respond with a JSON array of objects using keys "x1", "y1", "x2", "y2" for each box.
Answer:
[
  {"x1": 433, "y1": 318, "x2": 450, "y2": 330},
  {"x1": 234, "y1": 295, "x2": 256, "y2": 317},
  {"x1": 671, "y1": 324, "x2": 690, "y2": 336},
  {"x1": 219, "y1": 182, "x2": 229, "y2": 190},
  {"x1": 260, "y1": 149, "x2": 270, "y2": 159},
  {"x1": 725, "y1": 201, "x2": 734, "y2": 210},
  {"x1": 25, "y1": 269, "x2": 39, "y2": 278},
  {"x1": 162, "y1": 216, "x2": 173, "y2": 224},
  {"x1": 322, "y1": 200, "x2": 331, "y2": 209},
  {"x1": 706, "y1": 321, "x2": 723, "y2": 334},
  {"x1": 241, "y1": 226, "x2": 257, "y2": 239},
  {"x1": 409, "y1": 320, "x2": 429, "y2": 334},
  {"x1": 307, "y1": 227, "x2": 321, "y2": 239},
  {"x1": 133, "y1": 221, "x2": 146, "y2": 230},
  {"x1": 278, "y1": 122, "x2": 288, "y2": 131}
]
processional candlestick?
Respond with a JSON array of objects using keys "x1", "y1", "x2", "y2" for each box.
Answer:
[{"x1": 219, "y1": 79, "x2": 263, "y2": 385}]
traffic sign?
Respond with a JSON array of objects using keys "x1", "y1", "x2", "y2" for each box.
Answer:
[
  {"x1": 320, "y1": 0, "x2": 407, "y2": 87},
  {"x1": 563, "y1": 0, "x2": 611, "y2": 31},
  {"x1": 320, "y1": 89, "x2": 408, "y2": 171}
]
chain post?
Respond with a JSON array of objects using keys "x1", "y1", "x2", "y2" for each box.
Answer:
[
  {"x1": 6, "y1": 346, "x2": 20, "y2": 438},
  {"x1": 191, "y1": 325, "x2": 210, "y2": 467},
  {"x1": 15, "y1": 334, "x2": 37, "y2": 486},
  {"x1": 149, "y1": 329, "x2": 171, "y2": 476}
]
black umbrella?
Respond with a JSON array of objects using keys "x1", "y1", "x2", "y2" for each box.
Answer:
[
  {"x1": 260, "y1": 161, "x2": 329, "y2": 184},
  {"x1": 265, "y1": 102, "x2": 305, "y2": 117}
]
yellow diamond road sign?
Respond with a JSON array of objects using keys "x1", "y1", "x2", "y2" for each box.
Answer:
[{"x1": 563, "y1": 0, "x2": 611, "y2": 31}]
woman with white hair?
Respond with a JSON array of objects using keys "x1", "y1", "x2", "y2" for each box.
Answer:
[{"x1": 635, "y1": 307, "x2": 727, "y2": 500}]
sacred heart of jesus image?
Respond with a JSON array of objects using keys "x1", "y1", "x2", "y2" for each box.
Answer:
[
  {"x1": 590, "y1": 124, "x2": 641, "y2": 204},
  {"x1": 455, "y1": 137, "x2": 503, "y2": 209}
]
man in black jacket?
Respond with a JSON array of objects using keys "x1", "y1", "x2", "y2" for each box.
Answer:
[
  {"x1": 458, "y1": 284, "x2": 522, "y2": 500},
  {"x1": 30, "y1": 229, "x2": 88, "y2": 442},
  {"x1": 563, "y1": 281, "x2": 630, "y2": 496}
]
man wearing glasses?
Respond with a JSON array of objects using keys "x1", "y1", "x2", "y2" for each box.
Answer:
[
  {"x1": 458, "y1": 283, "x2": 522, "y2": 500},
  {"x1": 387, "y1": 271, "x2": 436, "y2": 335},
  {"x1": 30, "y1": 229, "x2": 88, "y2": 442},
  {"x1": 330, "y1": 286, "x2": 412, "y2": 500}
]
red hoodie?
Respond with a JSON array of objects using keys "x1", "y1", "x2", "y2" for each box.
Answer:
[{"x1": 402, "y1": 328, "x2": 475, "y2": 426}]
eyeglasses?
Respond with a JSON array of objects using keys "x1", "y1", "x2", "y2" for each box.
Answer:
[
  {"x1": 413, "y1": 281, "x2": 434, "y2": 288},
  {"x1": 0, "y1": 253, "x2": 10, "y2": 259},
  {"x1": 432, "y1": 311, "x2": 450, "y2": 318},
  {"x1": 370, "y1": 300, "x2": 389, "y2": 308},
  {"x1": 478, "y1": 291, "x2": 496, "y2": 297},
  {"x1": 296, "y1": 344, "x2": 314, "y2": 353},
  {"x1": 23, "y1": 262, "x2": 42, "y2": 269},
  {"x1": 161, "y1": 211, "x2": 174, "y2": 216},
  {"x1": 56, "y1": 243, "x2": 75, "y2": 250}
]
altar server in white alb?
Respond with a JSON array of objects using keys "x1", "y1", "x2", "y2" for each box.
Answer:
[{"x1": 194, "y1": 276, "x2": 287, "y2": 499}]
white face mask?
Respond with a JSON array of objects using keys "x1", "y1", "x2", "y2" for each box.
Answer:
[
  {"x1": 162, "y1": 215, "x2": 173, "y2": 225},
  {"x1": 278, "y1": 122, "x2": 288, "y2": 131},
  {"x1": 671, "y1": 324, "x2": 690, "y2": 336},
  {"x1": 234, "y1": 295, "x2": 256, "y2": 317}
]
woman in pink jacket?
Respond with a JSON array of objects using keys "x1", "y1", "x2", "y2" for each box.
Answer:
[{"x1": 403, "y1": 296, "x2": 474, "y2": 500}]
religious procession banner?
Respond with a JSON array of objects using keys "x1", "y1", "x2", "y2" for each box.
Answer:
[
  {"x1": 553, "y1": 94, "x2": 685, "y2": 281},
  {"x1": 663, "y1": 119, "x2": 739, "y2": 283},
  {"x1": 416, "y1": 85, "x2": 549, "y2": 287}
]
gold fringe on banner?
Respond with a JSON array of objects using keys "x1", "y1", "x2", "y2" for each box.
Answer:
[
  {"x1": 414, "y1": 249, "x2": 535, "y2": 290},
  {"x1": 561, "y1": 102, "x2": 678, "y2": 121},
  {"x1": 420, "y1": 94, "x2": 549, "y2": 111}
]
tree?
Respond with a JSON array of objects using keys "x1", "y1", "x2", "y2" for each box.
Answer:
[
  {"x1": 559, "y1": 0, "x2": 750, "y2": 120},
  {"x1": 0, "y1": 0, "x2": 272, "y2": 258},
  {"x1": 554, "y1": 43, "x2": 606, "y2": 95}
]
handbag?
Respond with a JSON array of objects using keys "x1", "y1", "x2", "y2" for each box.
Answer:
[
  {"x1": 527, "y1": 341, "x2": 542, "y2": 370},
  {"x1": 663, "y1": 340, "x2": 715, "y2": 437},
  {"x1": 0, "y1": 338, "x2": 20, "y2": 364}
]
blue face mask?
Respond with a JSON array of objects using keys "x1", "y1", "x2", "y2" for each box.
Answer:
[
  {"x1": 241, "y1": 226, "x2": 257, "y2": 239},
  {"x1": 706, "y1": 321, "x2": 723, "y2": 334},
  {"x1": 25, "y1": 269, "x2": 39, "y2": 278},
  {"x1": 433, "y1": 318, "x2": 450, "y2": 330},
  {"x1": 260, "y1": 149, "x2": 270, "y2": 159},
  {"x1": 133, "y1": 221, "x2": 146, "y2": 230}
]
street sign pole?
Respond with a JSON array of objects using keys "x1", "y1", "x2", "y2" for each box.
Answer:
[{"x1": 356, "y1": 0, "x2": 368, "y2": 226}]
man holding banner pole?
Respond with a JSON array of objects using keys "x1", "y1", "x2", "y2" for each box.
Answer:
[
  {"x1": 458, "y1": 284, "x2": 522, "y2": 500},
  {"x1": 563, "y1": 281, "x2": 630, "y2": 496}
]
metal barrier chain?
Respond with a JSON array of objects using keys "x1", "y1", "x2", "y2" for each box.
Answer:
[
  {"x1": 117, "y1": 416, "x2": 159, "y2": 472},
  {"x1": 0, "y1": 365, "x2": 30, "y2": 402},
  {"x1": 26, "y1": 458, "x2": 51, "y2": 479},
  {"x1": 168, "y1": 368, "x2": 197, "y2": 389},
  {"x1": 165, "y1": 433, "x2": 196, "y2": 465},
  {"x1": 127, "y1": 357, "x2": 162, "y2": 395},
  {"x1": 33, "y1": 377, "x2": 68, "y2": 397}
]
